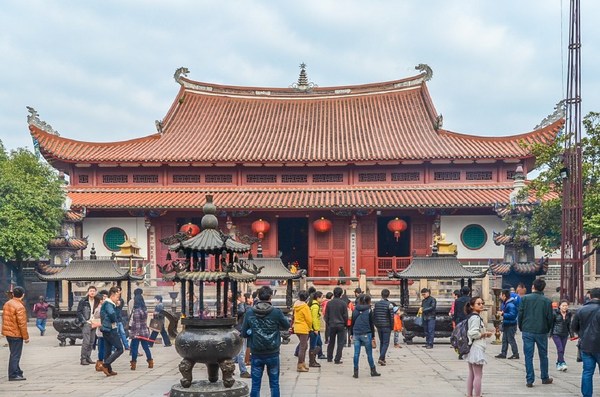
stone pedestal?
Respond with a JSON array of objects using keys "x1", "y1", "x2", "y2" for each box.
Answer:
[{"x1": 170, "y1": 380, "x2": 249, "y2": 397}]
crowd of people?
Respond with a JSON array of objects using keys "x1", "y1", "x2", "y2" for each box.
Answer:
[{"x1": 2, "y1": 282, "x2": 600, "y2": 397}]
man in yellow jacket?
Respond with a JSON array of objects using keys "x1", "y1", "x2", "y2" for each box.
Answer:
[{"x1": 2, "y1": 286, "x2": 30, "y2": 381}]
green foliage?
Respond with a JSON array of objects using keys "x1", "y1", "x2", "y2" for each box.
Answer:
[
  {"x1": 523, "y1": 112, "x2": 600, "y2": 255},
  {"x1": 0, "y1": 142, "x2": 65, "y2": 264}
]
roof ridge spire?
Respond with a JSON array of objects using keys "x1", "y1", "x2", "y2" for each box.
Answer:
[{"x1": 291, "y1": 62, "x2": 317, "y2": 92}]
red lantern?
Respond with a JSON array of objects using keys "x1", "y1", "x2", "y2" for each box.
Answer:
[
  {"x1": 313, "y1": 217, "x2": 332, "y2": 233},
  {"x1": 387, "y1": 218, "x2": 407, "y2": 241},
  {"x1": 251, "y1": 219, "x2": 270, "y2": 239},
  {"x1": 180, "y1": 223, "x2": 200, "y2": 237}
]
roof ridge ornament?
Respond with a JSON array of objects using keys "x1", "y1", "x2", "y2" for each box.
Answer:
[
  {"x1": 174, "y1": 67, "x2": 190, "y2": 85},
  {"x1": 415, "y1": 64, "x2": 433, "y2": 81},
  {"x1": 534, "y1": 100, "x2": 566, "y2": 130},
  {"x1": 26, "y1": 106, "x2": 59, "y2": 136},
  {"x1": 155, "y1": 119, "x2": 164, "y2": 134},
  {"x1": 290, "y1": 62, "x2": 317, "y2": 92}
]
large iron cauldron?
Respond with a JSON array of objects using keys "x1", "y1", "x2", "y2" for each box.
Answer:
[
  {"x1": 401, "y1": 306, "x2": 453, "y2": 344},
  {"x1": 175, "y1": 317, "x2": 242, "y2": 389},
  {"x1": 52, "y1": 310, "x2": 82, "y2": 346}
]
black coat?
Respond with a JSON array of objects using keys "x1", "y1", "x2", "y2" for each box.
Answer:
[
  {"x1": 373, "y1": 299, "x2": 394, "y2": 328},
  {"x1": 572, "y1": 300, "x2": 600, "y2": 354},
  {"x1": 550, "y1": 309, "x2": 572, "y2": 337}
]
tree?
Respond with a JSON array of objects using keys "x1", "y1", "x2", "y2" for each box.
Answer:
[
  {"x1": 0, "y1": 142, "x2": 65, "y2": 288},
  {"x1": 525, "y1": 111, "x2": 600, "y2": 256}
]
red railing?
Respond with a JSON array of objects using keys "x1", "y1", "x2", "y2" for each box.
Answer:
[{"x1": 376, "y1": 256, "x2": 411, "y2": 277}]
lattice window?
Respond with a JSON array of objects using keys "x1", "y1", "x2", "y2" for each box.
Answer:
[
  {"x1": 433, "y1": 171, "x2": 460, "y2": 181},
  {"x1": 205, "y1": 174, "x2": 233, "y2": 184},
  {"x1": 507, "y1": 170, "x2": 516, "y2": 180},
  {"x1": 246, "y1": 174, "x2": 277, "y2": 183},
  {"x1": 461, "y1": 224, "x2": 487, "y2": 250},
  {"x1": 102, "y1": 174, "x2": 128, "y2": 184},
  {"x1": 316, "y1": 231, "x2": 330, "y2": 250},
  {"x1": 312, "y1": 174, "x2": 343, "y2": 183},
  {"x1": 361, "y1": 222, "x2": 375, "y2": 250},
  {"x1": 466, "y1": 171, "x2": 492, "y2": 181},
  {"x1": 282, "y1": 174, "x2": 308, "y2": 183},
  {"x1": 173, "y1": 174, "x2": 201, "y2": 183},
  {"x1": 332, "y1": 222, "x2": 345, "y2": 250},
  {"x1": 358, "y1": 172, "x2": 386, "y2": 182},
  {"x1": 78, "y1": 175, "x2": 89, "y2": 184},
  {"x1": 312, "y1": 259, "x2": 330, "y2": 277},
  {"x1": 133, "y1": 174, "x2": 159, "y2": 183},
  {"x1": 103, "y1": 227, "x2": 127, "y2": 251},
  {"x1": 391, "y1": 172, "x2": 420, "y2": 181},
  {"x1": 412, "y1": 224, "x2": 428, "y2": 251}
]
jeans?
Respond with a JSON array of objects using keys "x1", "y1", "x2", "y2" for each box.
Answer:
[
  {"x1": 117, "y1": 321, "x2": 129, "y2": 349},
  {"x1": 551, "y1": 335, "x2": 568, "y2": 363},
  {"x1": 353, "y1": 333, "x2": 375, "y2": 370},
  {"x1": 149, "y1": 325, "x2": 172, "y2": 346},
  {"x1": 234, "y1": 338, "x2": 248, "y2": 374},
  {"x1": 36, "y1": 318, "x2": 47, "y2": 335},
  {"x1": 377, "y1": 327, "x2": 391, "y2": 361},
  {"x1": 393, "y1": 330, "x2": 400, "y2": 346},
  {"x1": 423, "y1": 318, "x2": 435, "y2": 346},
  {"x1": 501, "y1": 324, "x2": 518, "y2": 356},
  {"x1": 522, "y1": 331, "x2": 549, "y2": 384},
  {"x1": 97, "y1": 337, "x2": 104, "y2": 360},
  {"x1": 6, "y1": 336, "x2": 24, "y2": 379},
  {"x1": 250, "y1": 354, "x2": 280, "y2": 397},
  {"x1": 581, "y1": 351, "x2": 600, "y2": 397},
  {"x1": 130, "y1": 338, "x2": 153, "y2": 362},
  {"x1": 102, "y1": 329, "x2": 124, "y2": 367},
  {"x1": 309, "y1": 331, "x2": 322, "y2": 350},
  {"x1": 326, "y1": 325, "x2": 346, "y2": 362},
  {"x1": 80, "y1": 322, "x2": 95, "y2": 361}
]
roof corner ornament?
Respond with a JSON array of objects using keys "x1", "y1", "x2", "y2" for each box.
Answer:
[
  {"x1": 26, "y1": 106, "x2": 59, "y2": 136},
  {"x1": 415, "y1": 64, "x2": 433, "y2": 81},
  {"x1": 434, "y1": 114, "x2": 443, "y2": 131},
  {"x1": 173, "y1": 67, "x2": 190, "y2": 85},
  {"x1": 290, "y1": 62, "x2": 317, "y2": 92},
  {"x1": 534, "y1": 100, "x2": 566, "y2": 130},
  {"x1": 155, "y1": 119, "x2": 164, "y2": 134}
]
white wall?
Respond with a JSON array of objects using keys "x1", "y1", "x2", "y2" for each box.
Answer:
[
  {"x1": 82, "y1": 217, "x2": 148, "y2": 259},
  {"x1": 441, "y1": 215, "x2": 505, "y2": 259}
]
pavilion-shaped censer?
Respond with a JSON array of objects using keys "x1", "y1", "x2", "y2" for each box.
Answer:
[{"x1": 164, "y1": 195, "x2": 259, "y2": 397}]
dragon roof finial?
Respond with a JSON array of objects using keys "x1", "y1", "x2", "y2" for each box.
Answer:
[
  {"x1": 415, "y1": 64, "x2": 433, "y2": 81},
  {"x1": 174, "y1": 67, "x2": 190, "y2": 85},
  {"x1": 26, "y1": 106, "x2": 59, "y2": 136}
]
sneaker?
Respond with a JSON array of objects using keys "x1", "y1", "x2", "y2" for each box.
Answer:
[
  {"x1": 507, "y1": 354, "x2": 520, "y2": 359},
  {"x1": 542, "y1": 378, "x2": 553, "y2": 385},
  {"x1": 495, "y1": 354, "x2": 507, "y2": 359},
  {"x1": 526, "y1": 383, "x2": 533, "y2": 388},
  {"x1": 426, "y1": 345, "x2": 433, "y2": 349},
  {"x1": 561, "y1": 363, "x2": 568, "y2": 372},
  {"x1": 556, "y1": 363, "x2": 562, "y2": 371},
  {"x1": 377, "y1": 359, "x2": 386, "y2": 366},
  {"x1": 240, "y1": 372, "x2": 251, "y2": 379}
]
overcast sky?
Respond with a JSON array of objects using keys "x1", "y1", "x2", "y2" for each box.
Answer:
[{"x1": 1, "y1": 0, "x2": 598, "y2": 153}]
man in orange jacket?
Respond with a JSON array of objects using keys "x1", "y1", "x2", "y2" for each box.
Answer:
[{"x1": 2, "y1": 286, "x2": 30, "y2": 381}]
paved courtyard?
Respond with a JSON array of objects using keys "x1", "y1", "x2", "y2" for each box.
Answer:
[{"x1": 0, "y1": 323, "x2": 587, "y2": 396}]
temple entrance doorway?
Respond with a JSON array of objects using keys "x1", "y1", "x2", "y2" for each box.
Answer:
[
  {"x1": 377, "y1": 216, "x2": 411, "y2": 257},
  {"x1": 277, "y1": 218, "x2": 309, "y2": 272}
]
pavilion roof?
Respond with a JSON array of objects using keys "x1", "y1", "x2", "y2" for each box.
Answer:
[
  {"x1": 240, "y1": 257, "x2": 303, "y2": 280},
  {"x1": 66, "y1": 184, "x2": 558, "y2": 210},
  {"x1": 389, "y1": 257, "x2": 486, "y2": 279},
  {"x1": 29, "y1": 70, "x2": 562, "y2": 166},
  {"x1": 36, "y1": 259, "x2": 144, "y2": 281}
]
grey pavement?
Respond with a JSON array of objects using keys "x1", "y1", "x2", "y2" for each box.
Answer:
[{"x1": 0, "y1": 323, "x2": 587, "y2": 397}]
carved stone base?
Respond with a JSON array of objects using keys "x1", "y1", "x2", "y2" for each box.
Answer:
[{"x1": 170, "y1": 380, "x2": 249, "y2": 397}]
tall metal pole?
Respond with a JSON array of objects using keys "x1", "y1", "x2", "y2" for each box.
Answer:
[{"x1": 560, "y1": 0, "x2": 584, "y2": 304}]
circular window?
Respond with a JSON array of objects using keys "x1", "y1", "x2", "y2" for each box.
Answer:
[
  {"x1": 103, "y1": 227, "x2": 127, "y2": 251},
  {"x1": 460, "y1": 224, "x2": 487, "y2": 250}
]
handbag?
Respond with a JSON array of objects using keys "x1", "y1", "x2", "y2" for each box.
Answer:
[
  {"x1": 149, "y1": 318, "x2": 163, "y2": 332},
  {"x1": 414, "y1": 313, "x2": 423, "y2": 327}
]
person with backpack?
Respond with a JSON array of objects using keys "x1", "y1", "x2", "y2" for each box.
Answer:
[
  {"x1": 324, "y1": 287, "x2": 348, "y2": 364},
  {"x1": 350, "y1": 294, "x2": 380, "y2": 378},
  {"x1": 495, "y1": 289, "x2": 519, "y2": 359},
  {"x1": 241, "y1": 286, "x2": 290, "y2": 397},
  {"x1": 464, "y1": 296, "x2": 493, "y2": 397},
  {"x1": 308, "y1": 291, "x2": 324, "y2": 367}
]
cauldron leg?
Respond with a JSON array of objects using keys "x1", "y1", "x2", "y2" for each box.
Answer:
[
  {"x1": 219, "y1": 359, "x2": 236, "y2": 388},
  {"x1": 58, "y1": 335, "x2": 66, "y2": 347},
  {"x1": 207, "y1": 363, "x2": 219, "y2": 383},
  {"x1": 178, "y1": 358, "x2": 195, "y2": 388}
]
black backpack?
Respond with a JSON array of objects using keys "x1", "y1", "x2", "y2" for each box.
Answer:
[{"x1": 450, "y1": 314, "x2": 479, "y2": 356}]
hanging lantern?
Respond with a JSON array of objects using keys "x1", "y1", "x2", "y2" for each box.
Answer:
[
  {"x1": 387, "y1": 218, "x2": 408, "y2": 242},
  {"x1": 179, "y1": 223, "x2": 200, "y2": 237},
  {"x1": 251, "y1": 219, "x2": 270, "y2": 239},
  {"x1": 313, "y1": 217, "x2": 332, "y2": 233}
]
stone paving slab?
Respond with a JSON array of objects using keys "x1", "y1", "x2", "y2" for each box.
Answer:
[{"x1": 0, "y1": 324, "x2": 585, "y2": 396}]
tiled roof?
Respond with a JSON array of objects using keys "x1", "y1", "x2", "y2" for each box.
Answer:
[
  {"x1": 36, "y1": 260, "x2": 143, "y2": 281},
  {"x1": 489, "y1": 259, "x2": 548, "y2": 275},
  {"x1": 67, "y1": 184, "x2": 550, "y2": 210},
  {"x1": 164, "y1": 271, "x2": 256, "y2": 283},
  {"x1": 30, "y1": 71, "x2": 562, "y2": 165},
  {"x1": 48, "y1": 237, "x2": 88, "y2": 250},
  {"x1": 64, "y1": 210, "x2": 85, "y2": 222},
  {"x1": 240, "y1": 257, "x2": 303, "y2": 280},
  {"x1": 389, "y1": 257, "x2": 486, "y2": 279}
]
